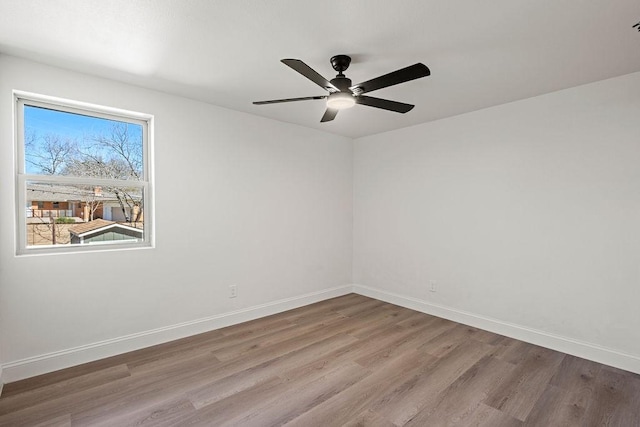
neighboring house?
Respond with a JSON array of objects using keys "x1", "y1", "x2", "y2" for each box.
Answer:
[
  {"x1": 26, "y1": 183, "x2": 142, "y2": 223},
  {"x1": 26, "y1": 184, "x2": 82, "y2": 220},
  {"x1": 69, "y1": 219, "x2": 143, "y2": 244}
]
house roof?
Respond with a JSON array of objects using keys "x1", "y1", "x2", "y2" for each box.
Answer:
[
  {"x1": 26, "y1": 183, "x2": 136, "y2": 203},
  {"x1": 69, "y1": 219, "x2": 143, "y2": 237},
  {"x1": 69, "y1": 219, "x2": 116, "y2": 235}
]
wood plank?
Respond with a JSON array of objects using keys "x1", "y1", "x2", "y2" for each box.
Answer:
[
  {"x1": 464, "y1": 403, "x2": 524, "y2": 427},
  {"x1": 372, "y1": 338, "x2": 496, "y2": 426},
  {"x1": 549, "y1": 354, "x2": 601, "y2": 391},
  {"x1": 279, "y1": 321, "x2": 427, "y2": 383},
  {"x1": 31, "y1": 414, "x2": 72, "y2": 427},
  {"x1": 581, "y1": 365, "x2": 640, "y2": 426},
  {"x1": 276, "y1": 293, "x2": 366, "y2": 324},
  {"x1": 75, "y1": 396, "x2": 196, "y2": 427},
  {"x1": 347, "y1": 307, "x2": 426, "y2": 340},
  {"x1": 418, "y1": 323, "x2": 492, "y2": 358},
  {"x1": 217, "y1": 362, "x2": 371, "y2": 426},
  {"x1": 355, "y1": 316, "x2": 456, "y2": 370},
  {"x1": 210, "y1": 312, "x2": 345, "y2": 361},
  {"x1": 128, "y1": 345, "x2": 223, "y2": 376},
  {"x1": 341, "y1": 409, "x2": 395, "y2": 427},
  {"x1": 334, "y1": 298, "x2": 388, "y2": 317},
  {"x1": 522, "y1": 354, "x2": 601, "y2": 426},
  {"x1": 283, "y1": 350, "x2": 438, "y2": 427},
  {"x1": 523, "y1": 384, "x2": 588, "y2": 426},
  {"x1": 0, "y1": 364, "x2": 130, "y2": 416},
  {"x1": 0, "y1": 355, "x2": 220, "y2": 426},
  {"x1": 179, "y1": 377, "x2": 286, "y2": 425},
  {"x1": 187, "y1": 333, "x2": 358, "y2": 408},
  {"x1": 493, "y1": 340, "x2": 537, "y2": 365},
  {"x1": 484, "y1": 344, "x2": 565, "y2": 421},
  {"x1": 404, "y1": 354, "x2": 516, "y2": 426}
]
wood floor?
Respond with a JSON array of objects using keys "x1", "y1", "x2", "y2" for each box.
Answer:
[{"x1": 1, "y1": 294, "x2": 639, "y2": 426}]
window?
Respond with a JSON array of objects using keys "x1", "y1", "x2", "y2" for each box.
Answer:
[{"x1": 15, "y1": 92, "x2": 153, "y2": 254}]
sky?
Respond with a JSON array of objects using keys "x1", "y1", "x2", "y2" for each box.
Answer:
[{"x1": 24, "y1": 105, "x2": 143, "y2": 175}]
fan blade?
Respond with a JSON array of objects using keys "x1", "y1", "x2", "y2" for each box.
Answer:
[
  {"x1": 350, "y1": 63, "x2": 430, "y2": 95},
  {"x1": 355, "y1": 96, "x2": 414, "y2": 113},
  {"x1": 320, "y1": 108, "x2": 338, "y2": 122},
  {"x1": 253, "y1": 95, "x2": 327, "y2": 105},
  {"x1": 282, "y1": 59, "x2": 339, "y2": 92}
]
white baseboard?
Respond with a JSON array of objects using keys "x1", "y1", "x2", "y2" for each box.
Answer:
[
  {"x1": 352, "y1": 284, "x2": 640, "y2": 375},
  {"x1": 4, "y1": 282, "x2": 638, "y2": 388},
  {"x1": 0, "y1": 285, "x2": 352, "y2": 384}
]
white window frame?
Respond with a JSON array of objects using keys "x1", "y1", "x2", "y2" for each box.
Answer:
[{"x1": 14, "y1": 91, "x2": 154, "y2": 255}]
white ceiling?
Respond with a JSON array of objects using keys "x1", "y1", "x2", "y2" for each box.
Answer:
[{"x1": 1, "y1": 1, "x2": 639, "y2": 139}]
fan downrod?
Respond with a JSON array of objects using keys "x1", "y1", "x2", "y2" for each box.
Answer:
[{"x1": 330, "y1": 55, "x2": 351, "y2": 75}]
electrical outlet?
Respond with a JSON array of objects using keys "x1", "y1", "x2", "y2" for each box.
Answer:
[
  {"x1": 229, "y1": 285, "x2": 237, "y2": 298},
  {"x1": 429, "y1": 281, "x2": 437, "y2": 293}
]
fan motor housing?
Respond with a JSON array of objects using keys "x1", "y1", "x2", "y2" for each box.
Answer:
[{"x1": 330, "y1": 76, "x2": 352, "y2": 92}]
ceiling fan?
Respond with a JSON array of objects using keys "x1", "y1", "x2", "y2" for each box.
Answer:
[{"x1": 253, "y1": 55, "x2": 430, "y2": 122}]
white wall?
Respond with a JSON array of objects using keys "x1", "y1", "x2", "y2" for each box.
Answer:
[
  {"x1": 0, "y1": 55, "x2": 353, "y2": 381},
  {"x1": 353, "y1": 72, "x2": 640, "y2": 372}
]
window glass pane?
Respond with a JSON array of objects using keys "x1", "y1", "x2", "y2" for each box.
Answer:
[
  {"x1": 26, "y1": 181, "x2": 144, "y2": 247},
  {"x1": 17, "y1": 95, "x2": 151, "y2": 255},
  {"x1": 24, "y1": 105, "x2": 143, "y2": 181}
]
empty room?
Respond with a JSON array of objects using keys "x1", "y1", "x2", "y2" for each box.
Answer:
[{"x1": 1, "y1": 1, "x2": 640, "y2": 426}]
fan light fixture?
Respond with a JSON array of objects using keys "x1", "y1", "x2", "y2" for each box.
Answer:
[{"x1": 326, "y1": 92, "x2": 356, "y2": 110}]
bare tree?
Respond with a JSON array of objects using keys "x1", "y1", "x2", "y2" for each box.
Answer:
[
  {"x1": 25, "y1": 132, "x2": 76, "y2": 175},
  {"x1": 64, "y1": 123, "x2": 144, "y2": 224},
  {"x1": 81, "y1": 186, "x2": 103, "y2": 221},
  {"x1": 93, "y1": 124, "x2": 143, "y2": 224},
  {"x1": 93, "y1": 124, "x2": 142, "y2": 180},
  {"x1": 24, "y1": 131, "x2": 77, "y2": 244}
]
